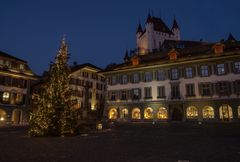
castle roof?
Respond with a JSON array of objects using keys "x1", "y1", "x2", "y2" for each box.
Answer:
[{"x1": 146, "y1": 16, "x2": 172, "y2": 34}]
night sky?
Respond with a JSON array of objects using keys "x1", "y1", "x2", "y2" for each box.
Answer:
[{"x1": 0, "y1": 0, "x2": 240, "y2": 75}]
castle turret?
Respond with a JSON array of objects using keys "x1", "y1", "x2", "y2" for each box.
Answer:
[{"x1": 171, "y1": 17, "x2": 180, "y2": 40}]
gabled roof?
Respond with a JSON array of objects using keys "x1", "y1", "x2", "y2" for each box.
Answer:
[
  {"x1": 0, "y1": 51, "x2": 26, "y2": 63},
  {"x1": 71, "y1": 63, "x2": 102, "y2": 72}
]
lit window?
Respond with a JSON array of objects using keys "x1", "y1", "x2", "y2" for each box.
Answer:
[
  {"x1": 108, "y1": 108, "x2": 118, "y2": 119},
  {"x1": 200, "y1": 65, "x2": 209, "y2": 77},
  {"x1": 186, "y1": 106, "x2": 198, "y2": 119},
  {"x1": 121, "y1": 108, "x2": 128, "y2": 119},
  {"x1": 132, "y1": 108, "x2": 141, "y2": 119},
  {"x1": 234, "y1": 62, "x2": 240, "y2": 73},
  {"x1": 171, "y1": 68, "x2": 179, "y2": 80},
  {"x1": 0, "y1": 109, "x2": 6, "y2": 121},
  {"x1": 203, "y1": 106, "x2": 215, "y2": 119},
  {"x1": 157, "y1": 107, "x2": 168, "y2": 119},
  {"x1": 185, "y1": 67, "x2": 193, "y2": 78},
  {"x1": 219, "y1": 104, "x2": 233, "y2": 120},
  {"x1": 144, "y1": 107, "x2": 153, "y2": 119},
  {"x1": 2, "y1": 92, "x2": 10, "y2": 102},
  {"x1": 216, "y1": 64, "x2": 225, "y2": 75},
  {"x1": 20, "y1": 64, "x2": 25, "y2": 70},
  {"x1": 5, "y1": 61, "x2": 10, "y2": 67},
  {"x1": 156, "y1": 70, "x2": 165, "y2": 81},
  {"x1": 16, "y1": 94, "x2": 23, "y2": 104}
]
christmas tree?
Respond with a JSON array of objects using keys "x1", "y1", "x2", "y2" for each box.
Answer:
[{"x1": 29, "y1": 37, "x2": 78, "y2": 136}]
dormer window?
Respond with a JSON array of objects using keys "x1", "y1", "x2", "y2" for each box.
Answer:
[
  {"x1": 5, "y1": 61, "x2": 10, "y2": 67},
  {"x1": 212, "y1": 43, "x2": 225, "y2": 55},
  {"x1": 168, "y1": 49, "x2": 178, "y2": 60},
  {"x1": 131, "y1": 55, "x2": 140, "y2": 65},
  {"x1": 20, "y1": 64, "x2": 25, "y2": 71}
]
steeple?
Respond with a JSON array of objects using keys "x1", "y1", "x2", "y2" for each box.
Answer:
[
  {"x1": 172, "y1": 16, "x2": 179, "y2": 29},
  {"x1": 124, "y1": 50, "x2": 130, "y2": 62},
  {"x1": 136, "y1": 23, "x2": 143, "y2": 34},
  {"x1": 227, "y1": 33, "x2": 236, "y2": 42}
]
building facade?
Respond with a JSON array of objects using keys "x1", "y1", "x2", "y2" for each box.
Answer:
[
  {"x1": 69, "y1": 63, "x2": 106, "y2": 113},
  {"x1": 31, "y1": 63, "x2": 106, "y2": 116},
  {"x1": 0, "y1": 51, "x2": 37, "y2": 126},
  {"x1": 102, "y1": 31, "x2": 240, "y2": 122}
]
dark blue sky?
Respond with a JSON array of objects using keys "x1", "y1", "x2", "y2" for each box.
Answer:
[{"x1": 0, "y1": 0, "x2": 239, "y2": 75}]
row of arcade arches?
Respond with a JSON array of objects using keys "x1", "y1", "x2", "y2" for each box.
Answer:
[{"x1": 108, "y1": 105, "x2": 240, "y2": 120}]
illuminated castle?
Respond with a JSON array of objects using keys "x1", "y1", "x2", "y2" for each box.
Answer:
[{"x1": 136, "y1": 14, "x2": 180, "y2": 54}]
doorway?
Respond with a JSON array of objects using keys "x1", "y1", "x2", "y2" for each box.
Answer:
[{"x1": 170, "y1": 105, "x2": 183, "y2": 121}]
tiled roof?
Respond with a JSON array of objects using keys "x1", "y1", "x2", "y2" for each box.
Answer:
[{"x1": 103, "y1": 41, "x2": 240, "y2": 72}]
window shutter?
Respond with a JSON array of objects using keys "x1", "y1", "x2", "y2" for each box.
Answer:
[
  {"x1": 212, "y1": 83, "x2": 217, "y2": 95},
  {"x1": 228, "y1": 82, "x2": 232, "y2": 95},
  {"x1": 155, "y1": 71, "x2": 158, "y2": 81},
  {"x1": 232, "y1": 81, "x2": 237, "y2": 94},
  {"x1": 183, "y1": 67, "x2": 186, "y2": 79},
  {"x1": 215, "y1": 82, "x2": 219, "y2": 95},
  {"x1": 150, "y1": 71, "x2": 153, "y2": 81},
  {"x1": 198, "y1": 83, "x2": 203, "y2": 96},
  {"x1": 139, "y1": 88, "x2": 142, "y2": 99},
  {"x1": 119, "y1": 75, "x2": 122, "y2": 84},
  {"x1": 208, "y1": 64, "x2": 212, "y2": 76},
  {"x1": 198, "y1": 66, "x2": 202, "y2": 77},
  {"x1": 229, "y1": 62, "x2": 234, "y2": 73},
  {"x1": 225, "y1": 63, "x2": 229, "y2": 74},
  {"x1": 142, "y1": 72, "x2": 145, "y2": 82},
  {"x1": 192, "y1": 66, "x2": 196, "y2": 78},
  {"x1": 168, "y1": 69, "x2": 172, "y2": 80},
  {"x1": 213, "y1": 64, "x2": 217, "y2": 75}
]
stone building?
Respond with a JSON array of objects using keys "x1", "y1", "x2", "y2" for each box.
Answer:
[
  {"x1": 0, "y1": 51, "x2": 37, "y2": 126},
  {"x1": 102, "y1": 20, "x2": 240, "y2": 122},
  {"x1": 31, "y1": 63, "x2": 106, "y2": 117}
]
